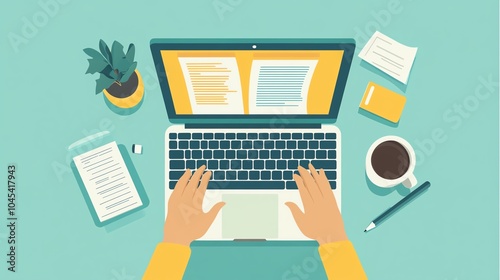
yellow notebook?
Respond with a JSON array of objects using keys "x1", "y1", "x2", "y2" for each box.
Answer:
[{"x1": 359, "y1": 82, "x2": 406, "y2": 123}]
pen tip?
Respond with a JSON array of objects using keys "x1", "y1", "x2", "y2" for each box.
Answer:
[{"x1": 364, "y1": 230, "x2": 367, "y2": 232}]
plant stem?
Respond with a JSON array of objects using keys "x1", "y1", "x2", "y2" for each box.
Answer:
[{"x1": 114, "y1": 81, "x2": 122, "y2": 86}]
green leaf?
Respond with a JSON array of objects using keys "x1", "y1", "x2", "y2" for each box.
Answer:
[
  {"x1": 125, "y1": 44, "x2": 135, "y2": 63},
  {"x1": 85, "y1": 58, "x2": 109, "y2": 74},
  {"x1": 111, "y1": 41, "x2": 125, "y2": 68},
  {"x1": 95, "y1": 74, "x2": 115, "y2": 94},
  {"x1": 83, "y1": 48, "x2": 106, "y2": 61},
  {"x1": 119, "y1": 62, "x2": 137, "y2": 83},
  {"x1": 99, "y1": 40, "x2": 112, "y2": 64},
  {"x1": 101, "y1": 65, "x2": 118, "y2": 80}
]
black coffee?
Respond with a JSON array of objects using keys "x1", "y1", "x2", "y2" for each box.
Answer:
[{"x1": 371, "y1": 141, "x2": 410, "y2": 179}]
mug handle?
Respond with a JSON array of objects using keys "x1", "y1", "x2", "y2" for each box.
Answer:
[{"x1": 402, "y1": 173, "x2": 417, "y2": 188}]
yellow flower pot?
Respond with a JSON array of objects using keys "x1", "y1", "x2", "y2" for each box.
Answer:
[{"x1": 103, "y1": 70, "x2": 144, "y2": 109}]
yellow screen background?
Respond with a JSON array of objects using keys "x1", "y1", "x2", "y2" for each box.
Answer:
[{"x1": 160, "y1": 50, "x2": 344, "y2": 114}]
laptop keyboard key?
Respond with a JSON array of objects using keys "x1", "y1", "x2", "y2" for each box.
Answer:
[
  {"x1": 314, "y1": 133, "x2": 324, "y2": 139},
  {"x1": 300, "y1": 160, "x2": 310, "y2": 168},
  {"x1": 329, "y1": 181, "x2": 337, "y2": 189},
  {"x1": 266, "y1": 160, "x2": 276, "y2": 169},
  {"x1": 270, "y1": 133, "x2": 280, "y2": 139},
  {"x1": 328, "y1": 150, "x2": 337, "y2": 159},
  {"x1": 326, "y1": 133, "x2": 336, "y2": 139},
  {"x1": 215, "y1": 133, "x2": 224, "y2": 139},
  {"x1": 316, "y1": 150, "x2": 327, "y2": 159},
  {"x1": 298, "y1": 141, "x2": 308, "y2": 149},
  {"x1": 237, "y1": 133, "x2": 246, "y2": 139},
  {"x1": 287, "y1": 141, "x2": 296, "y2": 149},
  {"x1": 305, "y1": 150, "x2": 315, "y2": 159},
  {"x1": 272, "y1": 171, "x2": 282, "y2": 180},
  {"x1": 261, "y1": 171, "x2": 271, "y2": 180},
  {"x1": 293, "y1": 150, "x2": 304, "y2": 159},
  {"x1": 286, "y1": 181, "x2": 297, "y2": 189},
  {"x1": 283, "y1": 171, "x2": 293, "y2": 180},
  {"x1": 201, "y1": 141, "x2": 208, "y2": 149},
  {"x1": 292, "y1": 133, "x2": 302, "y2": 139},
  {"x1": 220, "y1": 141, "x2": 230, "y2": 149},
  {"x1": 226, "y1": 171, "x2": 237, "y2": 180},
  {"x1": 178, "y1": 133, "x2": 190, "y2": 139},
  {"x1": 288, "y1": 160, "x2": 298, "y2": 169},
  {"x1": 179, "y1": 141, "x2": 189, "y2": 149},
  {"x1": 190, "y1": 141, "x2": 200, "y2": 149},
  {"x1": 169, "y1": 141, "x2": 177, "y2": 149},
  {"x1": 325, "y1": 171, "x2": 337, "y2": 180},
  {"x1": 226, "y1": 150, "x2": 236, "y2": 159},
  {"x1": 209, "y1": 141, "x2": 219, "y2": 149},
  {"x1": 213, "y1": 171, "x2": 225, "y2": 180},
  {"x1": 170, "y1": 160, "x2": 185, "y2": 169},
  {"x1": 231, "y1": 160, "x2": 242, "y2": 169},
  {"x1": 254, "y1": 160, "x2": 264, "y2": 169},
  {"x1": 304, "y1": 133, "x2": 313, "y2": 139},
  {"x1": 282, "y1": 150, "x2": 291, "y2": 159},
  {"x1": 169, "y1": 133, "x2": 177, "y2": 139},
  {"x1": 275, "y1": 141, "x2": 285, "y2": 149},
  {"x1": 207, "y1": 180, "x2": 284, "y2": 189},
  {"x1": 169, "y1": 171, "x2": 184, "y2": 180},
  {"x1": 259, "y1": 150, "x2": 269, "y2": 159},
  {"x1": 271, "y1": 150, "x2": 280, "y2": 159},
  {"x1": 264, "y1": 141, "x2": 274, "y2": 149},
  {"x1": 277, "y1": 160, "x2": 287, "y2": 169},
  {"x1": 208, "y1": 160, "x2": 218, "y2": 169},
  {"x1": 320, "y1": 141, "x2": 336, "y2": 149},
  {"x1": 243, "y1": 160, "x2": 252, "y2": 169},
  {"x1": 203, "y1": 150, "x2": 212, "y2": 159},
  {"x1": 249, "y1": 171, "x2": 259, "y2": 180},
  {"x1": 309, "y1": 141, "x2": 318, "y2": 149},
  {"x1": 192, "y1": 133, "x2": 202, "y2": 139},
  {"x1": 248, "y1": 133, "x2": 258, "y2": 139},
  {"x1": 184, "y1": 150, "x2": 191, "y2": 159},
  {"x1": 219, "y1": 160, "x2": 230, "y2": 169},
  {"x1": 242, "y1": 140, "x2": 253, "y2": 149},
  {"x1": 192, "y1": 150, "x2": 202, "y2": 159},
  {"x1": 186, "y1": 160, "x2": 196, "y2": 169},
  {"x1": 214, "y1": 150, "x2": 225, "y2": 159},
  {"x1": 281, "y1": 133, "x2": 291, "y2": 139},
  {"x1": 231, "y1": 141, "x2": 241, "y2": 149},
  {"x1": 311, "y1": 160, "x2": 336, "y2": 169},
  {"x1": 226, "y1": 133, "x2": 235, "y2": 139},
  {"x1": 197, "y1": 160, "x2": 207, "y2": 168},
  {"x1": 259, "y1": 133, "x2": 269, "y2": 139},
  {"x1": 238, "y1": 171, "x2": 248, "y2": 180},
  {"x1": 204, "y1": 133, "x2": 213, "y2": 139},
  {"x1": 237, "y1": 150, "x2": 247, "y2": 159}
]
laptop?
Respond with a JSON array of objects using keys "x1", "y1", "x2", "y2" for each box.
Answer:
[{"x1": 150, "y1": 39, "x2": 355, "y2": 240}]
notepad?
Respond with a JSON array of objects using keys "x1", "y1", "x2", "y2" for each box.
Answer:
[
  {"x1": 73, "y1": 141, "x2": 143, "y2": 222},
  {"x1": 359, "y1": 31, "x2": 418, "y2": 84},
  {"x1": 359, "y1": 82, "x2": 406, "y2": 123}
]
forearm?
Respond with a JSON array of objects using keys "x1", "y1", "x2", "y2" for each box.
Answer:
[
  {"x1": 143, "y1": 243, "x2": 191, "y2": 280},
  {"x1": 319, "y1": 240, "x2": 367, "y2": 280}
]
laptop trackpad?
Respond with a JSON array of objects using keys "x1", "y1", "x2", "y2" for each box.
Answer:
[{"x1": 221, "y1": 194, "x2": 278, "y2": 239}]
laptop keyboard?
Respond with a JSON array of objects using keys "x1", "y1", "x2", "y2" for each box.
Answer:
[{"x1": 168, "y1": 132, "x2": 337, "y2": 190}]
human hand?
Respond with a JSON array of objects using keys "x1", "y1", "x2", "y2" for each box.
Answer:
[
  {"x1": 285, "y1": 164, "x2": 348, "y2": 245},
  {"x1": 163, "y1": 165, "x2": 225, "y2": 246}
]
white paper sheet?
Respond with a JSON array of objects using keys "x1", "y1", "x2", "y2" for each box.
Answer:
[
  {"x1": 359, "y1": 31, "x2": 418, "y2": 84},
  {"x1": 249, "y1": 60, "x2": 318, "y2": 114},
  {"x1": 178, "y1": 57, "x2": 244, "y2": 114},
  {"x1": 73, "y1": 141, "x2": 143, "y2": 222}
]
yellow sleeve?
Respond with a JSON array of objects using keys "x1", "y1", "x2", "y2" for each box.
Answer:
[
  {"x1": 318, "y1": 240, "x2": 367, "y2": 280},
  {"x1": 143, "y1": 242, "x2": 191, "y2": 280}
]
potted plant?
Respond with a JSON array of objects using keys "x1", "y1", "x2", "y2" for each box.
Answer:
[{"x1": 84, "y1": 40, "x2": 144, "y2": 109}]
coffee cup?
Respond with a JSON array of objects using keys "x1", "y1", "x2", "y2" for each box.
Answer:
[{"x1": 366, "y1": 136, "x2": 417, "y2": 188}]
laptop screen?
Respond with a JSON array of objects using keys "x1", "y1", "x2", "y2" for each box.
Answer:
[{"x1": 151, "y1": 40, "x2": 355, "y2": 121}]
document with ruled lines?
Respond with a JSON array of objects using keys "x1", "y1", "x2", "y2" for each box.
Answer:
[{"x1": 73, "y1": 141, "x2": 143, "y2": 222}]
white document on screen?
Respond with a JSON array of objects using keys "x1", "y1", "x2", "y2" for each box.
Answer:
[
  {"x1": 178, "y1": 57, "x2": 244, "y2": 114},
  {"x1": 248, "y1": 60, "x2": 318, "y2": 114}
]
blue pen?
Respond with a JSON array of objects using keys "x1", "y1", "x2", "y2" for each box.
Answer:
[{"x1": 365, "y1": 181, "x2": 431, "y2": 232}]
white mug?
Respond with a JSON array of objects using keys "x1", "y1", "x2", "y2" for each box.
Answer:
[{"x1": 365, "y1": 136, "x2": 417, "y2": 188}]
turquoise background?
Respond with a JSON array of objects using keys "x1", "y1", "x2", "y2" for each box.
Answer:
[{"x1": 1, "y1": 0, "x2": 498, "y2": 279}]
